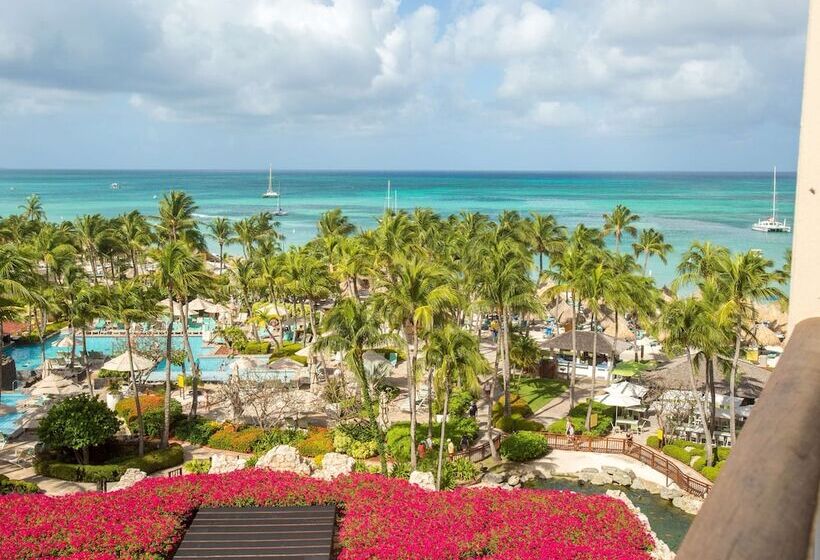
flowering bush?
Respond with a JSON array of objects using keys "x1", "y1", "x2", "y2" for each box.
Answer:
[
  {"x1": 294, "y1": 426, "x2": 334, "y2": 457},
  {"x1": 0, "y1": 470, "x2": 654, "y2": 559},
  {"x1": 207, "y1": 424, "x2": 264, "y2": 453}
]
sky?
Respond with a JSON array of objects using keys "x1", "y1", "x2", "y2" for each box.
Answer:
[{"x1": 0, "y1": 0, "x2": 810, "y2": 171}]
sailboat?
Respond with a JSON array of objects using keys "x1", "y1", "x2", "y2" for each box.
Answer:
[
  {"x1": 272, "y1": 178, "x2": 288, "y2": 216},
  {"x1": 262, "y1": 165, "x2": 278, "y2": 198},
  {"x1": 752, "y1": 167, "x2": 791, "y2": 232}
]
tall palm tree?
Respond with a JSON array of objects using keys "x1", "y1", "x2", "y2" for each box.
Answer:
[
  {"x1": 318, "y1": 208, "x2": 356, "y2": 238},
  {"x1": 74, "y1": 214, "x2": 109, "y2": 284},
  {"x1": 229, "y1": 257, "x2": 261, "y2": 342},
  {"x1": 372, "y1": 255, "x2": 456, "y2": 468},
  {"x1": 715, "y1": 251, "x2": 784, "y2": 441},
  {"x1": 207, "y1": 217, "x2": 235, "y2": 272},
  {"x1": 632, "y1": 228, "x2": 672, "y2": 275},
  {"x1": 528, "y1": 212, "x2": 566, "y2": 279},
  {"x1": 157, "y1": 191, "x2": 202, "y2": 248},
  {"x1": 20, "y1": 195, "x2": 45, "y2": 222},
  {"x1": 151, "y1": 241, "x2": 210, "y2": 444},
  {"x1": 602, "y1": 204, "x2": 640, "y2": 254},
  {"x1": 659, "y1": 298, "x2": 716, "y2": 467},
  {"x1": 674, "y1": 242, "x2": 729, "y2": 290},
  {"x1": 102, "y1": 281, "x2": 160, "y2": 458},
  {"x1": 118, "y1": 210, "x2": 153, "y2": 276},
  {"x1": 315, "y1": 299, "x2": 391, "y2": 475},
  {"x1": 427, "y1": 324, "x2": 487, "y2": 489}
]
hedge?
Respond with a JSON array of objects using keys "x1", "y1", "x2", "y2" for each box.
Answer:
[
  {"x1": 546, "y1": 402, "x2": 614, "y2": 437},
  {"x1": 702, "y1": 460, "x2": 726, "y2": 481},
  {"x1": 295, "y1": 427, "x2": 334, "y2": 457},
  {"x1": 492, "y1": 393, "x2": 534, "y2": 423},
  {"x1": 386, "y1": 418, "x2": 479, "y2": 462},
  {"x1": 499, "y1": 431, "x2": 550, "y2": 462},
  {"x1": 662, "y1": 444, "x2": 692, "y2": 465},
  {"x1": 646, "y1": 435, "x2": 661, "y2": 449},
  {"x1": 35, "y1": 445, "x2": 184, "y2": 482},
  {"x1": 0, "y1": 475, "x2": 40, "y2": 495},
  {"x1": 183, "y1": 459, "x2": 211, "y2": 474},
  {"x1": 495, "y1": 414, "x2": 544, "y2": 433},
  {"x1": 14, "y1": 321, "x2": 68, "y2": 344},
  {"x1": 173, "y1": 417, "x2": 222, "y2": 445},
  {"x1": 239, "y1": 341, "x2": 270, "y2": 354},
  {"x1": 207, "y1": 425, "x2": 265, "y2": 453}
]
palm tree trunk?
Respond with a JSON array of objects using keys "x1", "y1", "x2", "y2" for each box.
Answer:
[
  {"x1": 126, "y1": 325, "x2": 145, "y2": 458},
  {"x1": 486, "y1": 374, "x2": 498, "y2": 460},
  {"x1": 609, "y1": 311, "x2": 619, "y2": 384},
  {"x1": 426, "y1": 366, "x2": 434, "y2": 440},
  {"x1": 163, "y1": 296, "x2": 174, "y2": 448},
  {"x1": 707, "y1": 358, "x2": 717, "y2": 435},
  {"x1": 82, "y1": 328, "x2": 93, "y2": 395},
  {"x1": 643, "y1": 253, "x2": 649, "y2": 275},
  {"x1": 686, "y1": 347, "x2": 714, "y2": 466},
  {"x1": 501, "y1": 309, "x2": 512, "y2": 417},
  {"x1": 569, "y1": 293, "x2": 577, "y2": 409},
  {"x1": 538, "y1": 253, "x2": 544, "y2": 279},
  {"x1": 405, "y1": 327, "x2": 418, "y2": 470},
  {"x1": 182, "y1": 303, "x2": 200, "y2": 419},
  {"x1": 218, "y1": 243, "x2": 224, "y2": 273},
  {"x1": 69, "y1": 328, "x2": 77, "y2": 369},
  {"x1": 307, "y1": 302, "x2": 319, "y2": 388},
  {"x1": 436, "y1": 381, "x2": 450, "y2": 490},
  {"x1": 585, "y1": 313, "x2": 598, "y2": 431},
  {"x1": 38, "y1": 308, "x2": 47, "y2": 364},
  {"x1": 352, "y1": 275, "x2": 361, "y2": 302},
  {"x1": 356, "y1": 359, "x2": 388, "y2": 475},
  {"x1": 729, "y1": 329, "x2": 742, "y2": 443}
]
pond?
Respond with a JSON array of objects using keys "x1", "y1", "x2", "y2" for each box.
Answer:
[{"x1": 528, "y1": 477, "x2": 694, "y2": 551}]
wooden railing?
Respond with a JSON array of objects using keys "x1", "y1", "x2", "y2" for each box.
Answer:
[
  {"x1": 455, "y1": 433, "x2": 506, "y2": 463},
  {"x1": 167, "y1": 467, "x2": 183, "y2": 478},
  {"x1": 543, "y1": 433, "x2": 712, "y2": 498},
  {"x1": 677, "y1": 318, "x2": 820, "y2": 559}
]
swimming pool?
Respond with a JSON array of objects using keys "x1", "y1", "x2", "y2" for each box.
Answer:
[{"x1": 0, "y1": 393, "x2": 27, "y2": 436}]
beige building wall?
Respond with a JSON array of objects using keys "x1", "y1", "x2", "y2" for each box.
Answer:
[{"x1": 789, "y1": 0, "x2": 820, "y2": 333}]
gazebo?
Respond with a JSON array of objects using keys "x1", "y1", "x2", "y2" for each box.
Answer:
[{"x1": 541, "y1": 331, "x2": 631, "y2": 357}]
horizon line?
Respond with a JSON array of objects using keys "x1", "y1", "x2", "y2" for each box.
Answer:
[{"x1": 0, "y1": 167, "x2": 798, "y2": 174}]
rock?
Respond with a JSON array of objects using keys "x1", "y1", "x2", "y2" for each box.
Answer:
[
  {"x1": 481, "y1": 472, "x2": 505, "y2": 485},
  {"x1": 589, "y1": 472, "x2": 614, "y2": 485},
  {"x1": 642, "y1": 480, "x2": 663, "y2": 495},
  {"x1": 577, "y1": 467, "x2": 599, "y2": 482},
  {"x1": 408, "y1": 470, "x2": 436, "y2": 491},
  {"x1": 520, "y1": 472, "x2": 535, "y2": 484},
  {"x1": 660, "y1": 484, "x2": 684, "y2": 500},
  {"x1": 601, "y1": 465, "x2": 621, "y2": 475},
  {"x1": 312, "y1": 453, "x2": 355, "y2": 481},
  {"x1": 630, "y1": 478, "x2": 646, "y2": 491},
  {"x1": 611, "y1": 470, "x2": 633, "y2": 486},
  {"x1": 507, "y1": 475, "x2": 521, "y2": 487},
  {"x1": 255, "y1": 445, "x2": 313, "y2": 476},
  {"x1": 531, "y1": 465, "x2": 553, "y2": 479},
  {"x1": 672, "y1": 495, "x2": 704, "y2": 515},
  {"x1": 109, "y1": 468, "x2": 147, "y2": 491},
  {"x1": 209, "y1": 454, "x2": 247, "y2": 475}
]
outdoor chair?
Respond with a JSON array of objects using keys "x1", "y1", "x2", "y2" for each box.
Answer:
[{"x1": 8, "y1": 447, "x2": 35, "y2": 468}]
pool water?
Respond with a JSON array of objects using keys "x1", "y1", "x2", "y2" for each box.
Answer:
[
  {"x1": 0, "y1": 393, "x2": 27, "y2": 436},
  {"x1": 529, "y1": 477, "x2": 693, "y2": 551}
]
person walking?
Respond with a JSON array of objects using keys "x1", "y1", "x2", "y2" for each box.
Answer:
[
  {"x1": 460, "y1": 434, "x2": 470, "y2": 453},
  {"x1": 468, "y1": 401, "x2": 478, "y2": 418},
  {"x1": 417, "y1": 441, "x2": 427, "y2": 460},
  {"x1": 447, "y1": 438, "x2": 455, "y2": 460}
]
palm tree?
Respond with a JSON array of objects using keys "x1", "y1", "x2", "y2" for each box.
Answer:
[
  {"x1": 602, "y1": 204, "x2": 640, "y2": 254},
  {"x1": 151, "y1": 242, "x2": 210, "y2": 444},
  {"x1": 20, "y1": 195, "x2": 45, "y2": 222},
  {"x1": 372, "y1": 255, "x2": 456, "y2": 468},
  {"x1": 102, "y1": 281, "x2": 160, "y2": 458},
  {"x1": 315, "y1": 299, "x2": 392, "y2": 475},
  {"x1": 318, "y1": 209, "x2": 356, "y2": 238},
  {"x1": 528, "y1": 212, "x2": 566, "y2": 278},
  {"x1": 73, "y1": 284, "x2": 105, "y2": 395},
  {"x1": 427, "y1": 324, "x2": 487, "y2": 489},
  {"x1": 715, "y1": 251, "x2": 784, "y2": 442},
  {"x1": 207, "y1": 218, "x2": 235, "y2": 272},
  {"x1": 229, "y1": 257, "x2": 261, "y2": 342},
  {"x1": 74, "y1": 214, "x2": 108, "y2": 284},
  {"x1": 674, "y1": 242, "x2": 729, "y2": 290},
  {"x1": 632, "y1": 228, "x2": 672, "y2": 275},
  {"x1": 659, "y1": 298, "x2": 716, "y2": 467},
  {"x1": 158, "y1": 191, "x2": 201, "y2": 247},
  {"x1": 118, "y1": 210, "x2": 153, "y2": 276}
]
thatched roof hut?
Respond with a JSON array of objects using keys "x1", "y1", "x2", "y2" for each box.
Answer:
[
  {"x1": 644, "y1": 356, "x2": 770, "y2": 400},
  {"x1": 540, "y1": 331, "x2": 631, "y2": 356}
]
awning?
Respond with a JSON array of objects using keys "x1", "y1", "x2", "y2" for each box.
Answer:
[{"x1": 102, "y1": 351, "x2": 156, "y2": 372}]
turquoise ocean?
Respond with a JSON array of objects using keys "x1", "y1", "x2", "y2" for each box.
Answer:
[{"x1": 0, "y1": 170, "x2": 794, "y2": 288}]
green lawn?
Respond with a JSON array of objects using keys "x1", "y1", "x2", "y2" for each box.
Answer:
[
  {"x1": 612, "y1": 360, "x2": 657, "y2": 377},
  {"x1": 510, "y1": 377, "x2": 568, "y2": 412}
]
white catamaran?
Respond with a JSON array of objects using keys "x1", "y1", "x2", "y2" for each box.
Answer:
[
  {"x1": 262, "y1": 165, "x2": 278, "y2": 198},
  {"x1": 752, "y1": 167, "x2": 791, "y2": 233}
]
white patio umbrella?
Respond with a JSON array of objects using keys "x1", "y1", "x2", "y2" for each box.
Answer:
[
  {"x1": 30, "y1": 373, "x2": 83, "y2": 397},
  {"x1": 595, "y1": 392, "x2": 642, "y2": 408},
  {"x1": 187, "y1": 298, "x2": 212, "y2": 313},
  {"x1": 102, "y1": 351, "x2": 155, "y2": 372},
  {"x1": 54, "y1": 336, "x2": 74, "y2": 348},
  {"x1": 605, "y1": 381, "x2": 649, "y2": 399}
]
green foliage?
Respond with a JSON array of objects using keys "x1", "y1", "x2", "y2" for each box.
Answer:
[
  {"x1": 717, "y1": 446, "x2": 731, "y2": 461},
  {"x1": 662, "y1": 444, "x2": 692, "y2": 465},
  {"x1": 510, "y1": 378, "x2": 567, "y2": 412},
  {"x1": 0, "y1": 476, "x2": 41, "y2": 495},
  {"x1": 173, "y1": 417, "x2": 222, "y2": 445},
  {"x1": 499, "y1": 431, "x2": 550, "y2": 462},
  {"x1": 294, "y1": 427, "x2": 334, "y2": 457},
  {"x1": 138, "y1": 400, "x2": 183, "y2": 438},
  {"x1": 546, "y1": 401, "x2": 614, "y2": 437},
  {"x1": 219, "y1": 326, "x2": 247, "y2": 350},
  {"x1": 447, "y1": 457, "x2": 480, "y2": 482},
  {"x1": 702, "y1": 461, "x2": 726, "y2": 481},
  {"x1": 433, "y1": 388, "x2": 475, "y2": 416},
  {"x1": 333, "y1": 421, "x2": 379, "y2": 459},
  {"x1": 15, "y1": 321, "x2": 68, "y2": 344},
  {"x1": 385, "y1": 418, "x2": 479, "y2": 462},
  {"x1": 646, "y1": 435, "x2": 661, "y2": 449},
  {"x1": 183, "y1": 458, "x2": 211, "y2": 474},
  {"x1": 492, "y1": 393, "x2": 534, "y2": 423},
  {"x1": 268, "y1": 342, "x2": 304, "y2": 359},
  {"x1": 35, "y1": 445, "x2": 184, "y2": 482},
  {"x1": 207, "y1": 425, "x2": 265, "y2": 453},
  {"x1": 494, "y1": 414, "x2": 544, "y2": 433},
  {"x1": 239, "y1": 341, "x2": 271, "y2": 354},
  {"x1": 692, "y1": 456, "x2": 706, "y2": 472},
  {"x1": 251, "y1": 428, "x2": 306, "y2": 454},
  {"x1": 38, "y1": 395, "x2": 120, "y2": 458}
]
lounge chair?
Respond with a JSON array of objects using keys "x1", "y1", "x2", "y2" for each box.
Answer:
[{"x1": 9, "y1": 447, "x2": 35, "y2": 468}]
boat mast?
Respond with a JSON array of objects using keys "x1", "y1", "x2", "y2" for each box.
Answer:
[
  {"x1": 772, "y1": 166, "x2": 777, "y2": 221},
  {"x1": 386, "y1": 180, "x2": 391, "y2": 211},
  {"x1": 268, "y1": 165, "x2": 273, "y2": 194},
  {"x1": 277, "y1": 179, "x2": 282, "y2": 212}
]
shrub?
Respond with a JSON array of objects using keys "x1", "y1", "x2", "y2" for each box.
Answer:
[
  {"x1": 35, "y1": 445, "x2": 184, "y2": 482},
  {"x1": 38, "y1": 395, "x2": 121, "y2": 462},
  {"x1": 500, "y1": 431, "x2": 550, "y2": 462},
  {"x1": 386, "y1": 418, "x2": 479, "y2": 462},
  {"x1": 173, "y1": 417, "x2": 222, "y2": 445},
  {"x1": 492, "y1": 393, "x2": 534, "y2": 423},
  {"x1": 702, "y1": 460, "x2": 726, "y2": 481},
  {"x1": 184, "y1": 459, "x2": 211, "y2": 474},
  {"x1": 433, "y1": 388, "x2": 475, "y2": 417},
  {"x1": 717, "y1": 446, "x2": 731, "y2": 461},
  {"x1": 252, "y1": 428, "x2": 306, "y2": 454},
  {"x1": 115, "y1": 394, "x2": 165, "y2": 421},
  {"x1": 295, "y1": 427, "x2": 334, "y2": 457},
  {"x1": 494, "y1": 414, "x2": 544, "y2": 433},
  {"x1": 268, "y1": 342, "x2": 304, "y2": 359},
  {"x1": 662, "y1": 445, "x2": 692, "y2": 465},
  {"x1": 140, "y1": 400, "x2": 183, "y2": 438},
  {"x1": 447, "y1": 457, "x2": 480, "y2": 483},
  {"x1": 0, "y1": 475, "x2": 40, "y2": 495},
  {"x1": 546, "y1": 402, "x2": 614, "y2": 437},
  {"x1": 646, "y1": 435, "x2": 661, "y2": 449},
  {"x1": 239, "y1": 341, "x2": 270, "y2": 354},
  {"x1": 347, "y1": 440, "x2": 378, "y2": 459},
  {"x1": 692, "y1": 456, "x2": 706, "y2": 472},
  {"x1": 207, "y1": 425, "x2": 265, "y2": 453}
]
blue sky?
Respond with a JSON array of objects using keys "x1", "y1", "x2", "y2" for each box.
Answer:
[{"x1": 0, "y1": 0, "x2": 809, "y2": 171}]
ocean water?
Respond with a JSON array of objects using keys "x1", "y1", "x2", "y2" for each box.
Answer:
[{"x1": 0, "y1": 170, "x2": 794, "y2": 287}]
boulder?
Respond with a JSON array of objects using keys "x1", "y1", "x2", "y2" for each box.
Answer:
[
  {"x1": 660, "y1": 484, "x2": 684, "y2": 500},
  {"x1": 577, "y1": 467, "x2": 599, "y2": 482},
  {"x1": 481, "y1": 472, "x2": 505, "y2": 485},
  {"x1": 611, "y1": 470, "x2": 633, "y2": 486},
  {"x1": 520, "y1": 472, "x2": 535, "y2": 484},
  {"x1": 312, "y1": 453, "x2": 355, "y2": 481},
  {"x1": 408, "y1": 470, "x2": 436, "y2": 491},
  {"x1": 109, "y1": 468, "x2": 147, "y2": 492},
  {"x1": 255, "y1": 445, "x2": 312, "y2": 476},
  {"x1": 531, "y1": 465, "x2": 554, "y2": 479},
  {"x1": 672, "y1": 495, "x2": 704, "y2": 515},
  {"x1": 209, "y1": 454, "x2": 247, "y2": 475},
  {"x1": 589, "y1": 472, "x2": 614, "y2": 485},
  {"x1": 641, "y1": 480, "x2": 663, "y2": 495},
  {"x1": 507, "y1": 475, "x2": 521, "y2": 487},
  {"x1": 630, "y1": 478, "x2": 647, "y2": 491}
]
